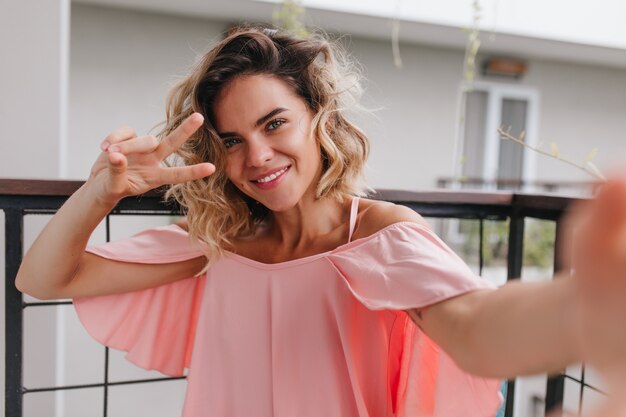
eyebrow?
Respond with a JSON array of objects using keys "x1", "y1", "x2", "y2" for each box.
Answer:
[{"x1": 218, "y1": 107, "x2": 287, "y2": 138}]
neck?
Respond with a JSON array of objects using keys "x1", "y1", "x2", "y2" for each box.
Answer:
[{"x1": 266, "y1": 193, "x2": 348, "y2": 251}]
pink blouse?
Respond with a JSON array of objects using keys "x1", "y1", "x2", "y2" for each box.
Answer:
[{"x1": 74, "y1": 201, "x2": 502, "y2": 417}]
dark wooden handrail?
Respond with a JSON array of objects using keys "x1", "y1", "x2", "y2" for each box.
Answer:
[{"x1": 0, "y1": 178, "x2": 579, "y2": 214}]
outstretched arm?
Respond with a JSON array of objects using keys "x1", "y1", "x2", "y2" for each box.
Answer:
[
  {"x1": 409, "y1": 274, "x2": 581, "y2": 378},
  {"x1": 409, "y1": 178, "x2": 626, "y2": 380}
]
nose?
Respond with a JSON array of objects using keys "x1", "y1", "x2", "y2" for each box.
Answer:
[{"x1": 246, "y1": 137, "x2": 274, "y2": 167}]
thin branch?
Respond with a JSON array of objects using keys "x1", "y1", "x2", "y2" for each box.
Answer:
[
  {"x1": 462, "y1": 0, "x2": 482, "y2": 87},
  {"x1": 497, "y1": 128, "x2": 606, "y2": 181},
  {"x1": 452, "y1": 1, "x2": 482, "y2": 178},
  {"x1": 273, "y1": 0, "x2": 309, "y2": 37},
  {"x1": 390, "y1": 0, "x2": 404, "y2": 69},
  {"x1": 391, "y1": 19, "x2": 402, "y2": 69}
]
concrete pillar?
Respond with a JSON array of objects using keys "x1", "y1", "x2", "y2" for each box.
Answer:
[
  {"x1": 0, "y1": 1, "x2": 70, "y2": 415},
  {"x1": 0, "y1": 0, "x2": 70, "y2": 179}
]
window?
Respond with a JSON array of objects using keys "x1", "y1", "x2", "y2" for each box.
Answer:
[{"x1": 458, "y1": 82, "x2": 539, "y2": 190}]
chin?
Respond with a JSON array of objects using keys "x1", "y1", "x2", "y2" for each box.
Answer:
[{"x1": 257, "y1": 194, "x2": 302, "y2": 213}]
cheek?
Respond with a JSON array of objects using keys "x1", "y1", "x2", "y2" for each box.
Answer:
[
  {"x1": 225, "y1": 158, "x2": 246, "y2": 187},
  {"x1": 309, "y1": 135, "x2": 322, "y2": 162},
  {"x1": 292, "y1": 112, "x2": 313, "y2": 140},
  {"x1": 299, "y1": 125, "x2": 317, "y2": 152}
]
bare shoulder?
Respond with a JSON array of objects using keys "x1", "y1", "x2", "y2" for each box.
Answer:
[{"x1": 351, "y1": 198, "x2": 431, "y2": 240}]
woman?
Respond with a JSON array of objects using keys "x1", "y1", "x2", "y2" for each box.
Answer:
[{"x1": 16, "y1": 26, "x2": 626, "y2": 417}]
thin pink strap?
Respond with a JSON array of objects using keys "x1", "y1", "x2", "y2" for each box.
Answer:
[{"x1": 347, "y1": 197, "x2": 360, "y2": 243}]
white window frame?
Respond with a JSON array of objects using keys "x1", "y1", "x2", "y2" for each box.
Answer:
[{"x1": 458, "y1": 81, "x2": 541, "y2": 190}]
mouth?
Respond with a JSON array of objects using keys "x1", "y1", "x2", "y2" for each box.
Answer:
[{"x1": 250, "y1": 165, "x2": 291, "y2": 187}]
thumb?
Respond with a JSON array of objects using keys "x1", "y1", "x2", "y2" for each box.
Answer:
[
  {"x1": 107, "y1": 151, "x2": 128, "y2": 178},
  {"x1": 106, "y1": 151, "x2": 132, "y2": 199}
]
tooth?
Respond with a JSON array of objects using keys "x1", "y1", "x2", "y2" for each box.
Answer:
[{"x1": 255, "y1": 167, "x2": 288, "y2": 183}]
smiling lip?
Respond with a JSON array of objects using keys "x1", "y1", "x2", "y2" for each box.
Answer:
[{"x1": 250, "y1": 165, "x2": 291, "y2": 189}]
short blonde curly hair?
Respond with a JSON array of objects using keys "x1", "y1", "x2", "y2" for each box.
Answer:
[{"x1": 162, "y1": 25, "x2": 371, "y2": 263}]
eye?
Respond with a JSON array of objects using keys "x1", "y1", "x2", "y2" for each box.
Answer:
[
  {"x1": 266, "y1": 118, "x2": 286, "y2": 131},
  {"x1": 222, "y1": 137, "x2": 241, "y2": 149}
]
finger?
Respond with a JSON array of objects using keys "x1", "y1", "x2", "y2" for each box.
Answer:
[
  {"x1": 598, "y1": 180, "x2": 626, "y2": 269},
  {"x1": 594, "y1": 179, "x2": 626, "y2": 243},
  {"x1": 566, "y1": 180, "x2": 626, "y2": 287},
  {"x1": 156, "y1": 113, "x2": 204, "y2": 160},
  {"x1": 104, "y1": 151, "x2": 131, "y2": 198},
  {"x1": 107, "y1": 151, "x2": 128, "y2": 177},
  {"x1": 101, "y1": 127, "x2": 137, "y2": 150},
  {"x1": 158, "y1": 163, "x2": 215, "y2": 185},
  {"x1": 107, "y1": 135, "x2": 159, "y2": 155},
  {"x1": 577, "y1": 180, "x2": 626, "y2": 268}
]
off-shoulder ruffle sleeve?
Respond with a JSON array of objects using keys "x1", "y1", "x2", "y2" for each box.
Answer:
[
  {"x1": 73, "y1": 225, "x2": 207, "y2": 377},
  {"x1": 327, "y1": 222, "x2": 503, "y2": 417}
]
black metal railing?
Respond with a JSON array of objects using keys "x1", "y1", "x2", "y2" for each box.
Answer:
[{"x1": 2, "y1": 179, "x2": 602, "y2": 417}]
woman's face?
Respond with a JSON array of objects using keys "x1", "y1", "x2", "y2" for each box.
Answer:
[{"x1": 213, "y1": 74, "x2": 322, "y2": 212}]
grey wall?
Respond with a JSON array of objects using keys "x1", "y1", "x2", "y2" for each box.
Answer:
[
  {"x1": 1, "y1": 0, "x2": 69, "y2": 414},
  {"x1": 67, "y1": 5, "x2": 626, "y2": 191},
  {"x1": 67, "y1": 6, "x2": 470, "y2": 190},
  {"x1": 68, "y1": 6, "x2": 227, "y2": 180},
  {"x1": 524, "y1": 59, "x2": 626, "y2": 181}
]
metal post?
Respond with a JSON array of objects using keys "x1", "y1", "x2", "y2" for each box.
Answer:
[
  {"x1": 545, "y1": 218, "x2": 566, "y2": 415},
  {"x1": 103, "y1": 214, "x2": 111, "y2": 417},
  {"x1": 478, "y1": 218, "x2": 484, "y2": 275},
  {"x1": 504, "y1": 204, "x2": 525, "y2": 417},
  {"x1": 5, "y1": 209, "x2": 24, "y2": 417}
]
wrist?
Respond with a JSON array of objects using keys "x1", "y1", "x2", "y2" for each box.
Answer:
[{"x1": 82, "y1": 179, "x2": 123, "y2": 210}]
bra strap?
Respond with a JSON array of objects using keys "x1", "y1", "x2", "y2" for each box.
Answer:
[{"x1": 347, "y1": 197, "x2": 360, "y2": 243}]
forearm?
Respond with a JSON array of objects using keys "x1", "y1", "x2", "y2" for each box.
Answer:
[
  {"x1": 15, "y1": 180, "x2": 118, "y2": 299},
  {"x1": 420, "y1": 276, "x2": 582, "y2": 379}
]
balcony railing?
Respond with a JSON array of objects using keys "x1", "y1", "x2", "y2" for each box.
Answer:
[
  {"x1": 436, "y1": 176, "x2": 597, "y2": 195},
  {"x1": 1, "y1": 179, "x2": 602, "y2": 417}
]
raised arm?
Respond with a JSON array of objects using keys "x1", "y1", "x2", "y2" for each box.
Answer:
[{"x1": 15, "y1": 113, "x2": 214, "y2": 300}]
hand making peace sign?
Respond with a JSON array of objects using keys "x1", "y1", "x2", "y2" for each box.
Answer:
[{"x1": 88, "y1": 113, "x2": 215, "y2": 205}]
